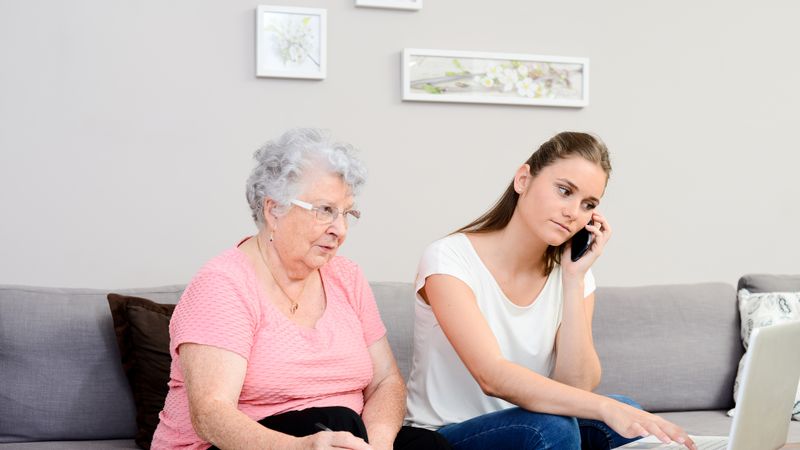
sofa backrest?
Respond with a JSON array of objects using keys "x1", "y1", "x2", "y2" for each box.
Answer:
[
  {"x1": 370, "y1": 282, "x2": 416, "y2": 380},
  {"x1": 738, "y1": 273, "x2": 800, "y2": 293},
  {"x1": 0, "y1": 284, "x2": 183, "y2": 443},
  {"x1": 372, "y1": 281, "x2": 747, "y2": 413},
  {"x1": 4, "y1": 276, "x2": 791, "y2": 443},
  {"x1": 591, "y1": 282, "x2": 742, "y2": 412}
]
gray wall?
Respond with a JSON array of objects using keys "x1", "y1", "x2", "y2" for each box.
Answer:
[{"x1": 1, "y1": 0, "x2": 798, "y2": 289}]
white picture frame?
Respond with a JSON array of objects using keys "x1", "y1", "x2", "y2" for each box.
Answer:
[
  {"x1": 356, "y1": 0, "x2": 422, "y2": 11},
  {"x1": 402, "y1": 48, "x2": 589, "y2": 108},
  {"x1": 256, "y1": 5, "x2": 327, "y2": 79}
]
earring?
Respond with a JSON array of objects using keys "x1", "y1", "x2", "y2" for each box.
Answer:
[{"x1": 269, "y1": 231, "x2": 274, "y2": 242}]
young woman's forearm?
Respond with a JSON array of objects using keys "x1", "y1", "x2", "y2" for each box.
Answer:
[
  {"x1": 479, "y1": 358, "x2": 609, "y2": 420},
  {"x1": 551, "y1": 281, "x2": 601, "y2": 390}
]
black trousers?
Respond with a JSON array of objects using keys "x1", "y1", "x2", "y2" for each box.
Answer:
[{"x1": 208, "y1": 406, "x2": 451, "y2": 450}]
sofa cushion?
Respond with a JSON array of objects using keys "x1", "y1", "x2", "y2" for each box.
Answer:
[
  {"x1": 0, "y1": 284, "x2": 183, "y2": 443},
  {"x1": 592, "y1": 283, "x2": 742, "y2": 413},
  {"x1": 108, "y1": 294, "x2": 176, "y2": 449},
  {"x1": 731, "y1": 289, "x2": 800, "y2": 420},
  {"x1": 657, "y1": 410, "x2": 800, "y2": 440}
]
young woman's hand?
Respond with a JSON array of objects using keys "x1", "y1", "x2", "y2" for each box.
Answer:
[
  {"x1": 296, "y1": 431, "x2": 374, "y2": 450},
  {"x1": 561, "y1": 212, "x2": 612, "y2": 280},
  {"x1": 599, "y1": 398, "x2": 697, "y2": 450}
]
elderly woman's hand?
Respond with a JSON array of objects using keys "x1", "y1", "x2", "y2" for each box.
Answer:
[{"x1": 297, "y1": 431, "x2": 373, "y2": 450}]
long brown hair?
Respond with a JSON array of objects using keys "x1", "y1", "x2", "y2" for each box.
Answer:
[{"x1": 455, "y1": 132, "x2": 612, "y2": 276}]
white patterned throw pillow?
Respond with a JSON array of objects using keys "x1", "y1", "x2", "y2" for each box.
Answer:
[{"x1": 728, "y1": 289, "x2": 800, "y2": 421}]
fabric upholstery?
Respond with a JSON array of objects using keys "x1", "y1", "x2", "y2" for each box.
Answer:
[
  {"x1": 3, "y1": 278, "x2": 800, "y2": 447},
  {"x1": 370, "y1": 282, "x2": 416, "y2": 380},
  {"x1": 0, "y1": 285, "x2": 138, "y2": 442},
  {"x1": 737, "y1": 274, "x2": 800, "y2": 293},
  {"x1": 0, "y1": 285, "x2": 182, "y2": 444},
  {"x1": 592, "y1": 283, "x2": 742, "y2": 412},
  {"x1": 657, "y1": 410, "x2": 800, "y2": 440},
  {"x1": 732, "y1": 289, "x2": 800, "y2": 420}
]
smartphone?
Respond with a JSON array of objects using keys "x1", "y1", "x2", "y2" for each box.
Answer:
[{"x1": 570, "y1": 220, "x2": 594, "y2": 262}]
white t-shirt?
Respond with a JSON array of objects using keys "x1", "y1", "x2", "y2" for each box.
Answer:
[{"x1": 404, "y1": 233, "x2": 596, "y2": 430}]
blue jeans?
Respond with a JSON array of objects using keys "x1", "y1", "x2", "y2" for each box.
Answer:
[{"x1": 437, "y1": 394, "x2": 641, "y2": 450}]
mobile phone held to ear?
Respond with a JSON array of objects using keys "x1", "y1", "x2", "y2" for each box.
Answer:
[{"x1": 570, "y1": 220, "x2": 594, "y2": 262}]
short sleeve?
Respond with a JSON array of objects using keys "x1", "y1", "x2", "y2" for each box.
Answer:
[
  {"x1": 170, "y1": 266, "x2": 259, "y2": 361},
  {"x1": 415, "y1": 235, "x2": 476, "y2": 297},
  {"x1": 350, "y1": 263, "x2": 387, "y2": 347},
  {"x1": 583, "y1": 269, "x2": 596, "y2": 298}
]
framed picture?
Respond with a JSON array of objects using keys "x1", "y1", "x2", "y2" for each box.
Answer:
[
  {"x1": 402, "y1": 48, "x2": 589, "y2": 107},
  {"x1": 256, "y1": 5, "x2": 326, "y2": 79},
  {"x1": 355, "y1": 0, "x2": 422, "y2": 11}
]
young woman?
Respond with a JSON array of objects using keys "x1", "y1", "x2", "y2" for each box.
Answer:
[{"x1": 404, "y1": 132, "x2": 697, "y2": 450}]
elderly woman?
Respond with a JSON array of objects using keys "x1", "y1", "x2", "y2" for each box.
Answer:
[{"x1": 151, "y1": 129, "x2": 450, "y2": 450}]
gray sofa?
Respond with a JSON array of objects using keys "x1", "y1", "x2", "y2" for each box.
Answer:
[{"x1": 1, "y1": 274, "x2": 799, "y2": 449}]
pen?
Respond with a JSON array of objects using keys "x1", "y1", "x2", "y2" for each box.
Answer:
[{"x1": 315, "y1": 422, "x2": 333, "y2": 432}]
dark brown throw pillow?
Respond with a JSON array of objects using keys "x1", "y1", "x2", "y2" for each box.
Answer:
[{"x1": 107, "y1": 294, "x2": 176, "y2": 450}]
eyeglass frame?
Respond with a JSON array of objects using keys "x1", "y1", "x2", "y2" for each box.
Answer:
[{"x1": 290, "y1": 199, "x2": 361, "y2": 225}]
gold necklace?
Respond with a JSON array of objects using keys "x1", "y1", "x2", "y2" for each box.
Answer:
[{"x1": 256, "y1": 235, "x2": 304, "y2": 314}]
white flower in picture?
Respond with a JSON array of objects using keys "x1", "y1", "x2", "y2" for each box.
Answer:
[
  {"x1": 515, "y1": 77, "x2": 540, "y2": 98},
  {"x1": 480, "y1": 77, "x2": 495, "y2": 88},
  {"x1": 516, "y1": 64, "x2": 530, "y2": 77},
  {"x1": 497, "y1": 68, "x2": 519, "y2": 92},
  {"x1": 485, "y1": 63, "x2": 504, "y2": 80}
]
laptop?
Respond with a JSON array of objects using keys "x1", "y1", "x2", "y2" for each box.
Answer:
[{"x1": 620, "y1": 321, "x2": 800, "y2": 450}]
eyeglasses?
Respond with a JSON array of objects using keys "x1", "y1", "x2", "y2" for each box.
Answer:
[{"x1": 290, "y1": 199, "x2": 361, "y2": 225}]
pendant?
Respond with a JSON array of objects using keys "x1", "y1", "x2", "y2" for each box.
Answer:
[{"x1": 289, "y1": 302, "x2": 298, "y2": 314}]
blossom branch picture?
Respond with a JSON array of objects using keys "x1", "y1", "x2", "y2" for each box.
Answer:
[
  {"x1": 402, "y1": 49, "x2": 589, "y2": 107},
  {"x1": 356, "y1": 0, "x2": 422, "y2": 11},
  {"x1": 256, "y1": 6, "x2": 326, "y2": 79}
]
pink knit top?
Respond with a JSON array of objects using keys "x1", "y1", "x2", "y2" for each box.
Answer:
[{"x1": 151, "y1": 244, "x2": 387, "y2": 450}]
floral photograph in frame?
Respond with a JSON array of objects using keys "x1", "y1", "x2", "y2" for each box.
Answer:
[
  {"x1": 402, "y1": 49, "x2": 589, "y2": 107},
  {"x1": 355, "y1": 0, "x2": 422, "y2": 11},
  {"x1": 256, "y1": 5, "x2": 326, "y2": 79}
]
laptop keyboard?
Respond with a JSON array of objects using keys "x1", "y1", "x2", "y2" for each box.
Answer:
[
  {"x1": 694, "y1": 441, "x2": 727, "y2": 450},
  {"x1": 620, "y1": 438, "x2": 727, "y2": 449}
]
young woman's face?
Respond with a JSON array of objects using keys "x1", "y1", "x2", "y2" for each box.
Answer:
[{"x1": 516, "y1": 156, "x2": 607, "y2": 246}]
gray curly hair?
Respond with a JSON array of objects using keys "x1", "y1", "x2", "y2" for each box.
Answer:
[{"x1": 246, "y1": 128, "x2": 367, "y2": 228}]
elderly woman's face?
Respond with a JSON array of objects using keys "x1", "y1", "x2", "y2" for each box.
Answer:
[{"x1": 271, "y1": 168, "x2": 354, "y2": 271}]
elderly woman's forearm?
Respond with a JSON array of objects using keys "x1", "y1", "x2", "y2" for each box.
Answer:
[
  {"x1": 190, "y1": 400, "x2": 295, "y2": 450},
  {"x1": 361, "y1": 374, "x2": 406, "y2": 450}
]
